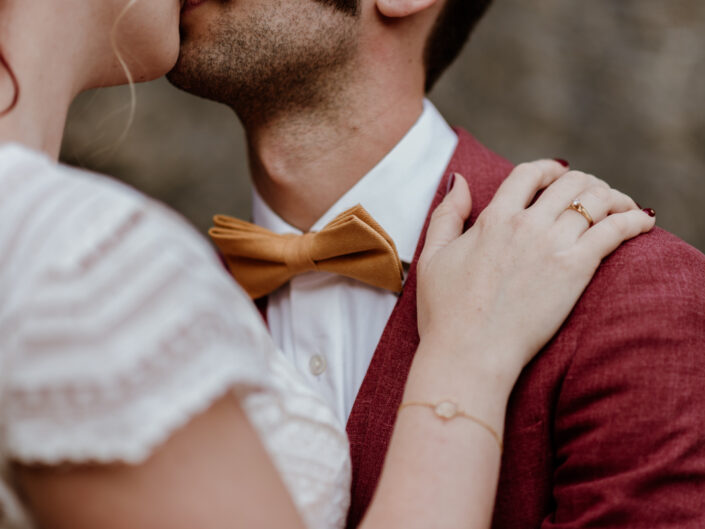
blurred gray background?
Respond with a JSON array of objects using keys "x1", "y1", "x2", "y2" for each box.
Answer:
[{"x1": 61, "y1": 0, "x2": 705, "y2": 252}]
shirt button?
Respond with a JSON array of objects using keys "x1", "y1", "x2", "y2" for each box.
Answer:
[{"x1": 309, "y1": 354, "x2": 327, "y2": 376}]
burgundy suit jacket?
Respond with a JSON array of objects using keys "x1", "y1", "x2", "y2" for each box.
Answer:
[{"x1": 345, "y1": 129, "x2": 705, "y2": 528}]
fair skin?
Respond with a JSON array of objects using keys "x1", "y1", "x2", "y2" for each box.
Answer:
[
  {"x1": 0, "y1": 0, "x2": 180, "y2": 157},
  {"x1": 0, "y1": 1, "x2": 655, "y2": 528}
]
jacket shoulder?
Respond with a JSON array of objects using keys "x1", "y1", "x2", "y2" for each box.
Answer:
[{"x1": 585, "y1": 226, "x2": 705, "y2": 315}]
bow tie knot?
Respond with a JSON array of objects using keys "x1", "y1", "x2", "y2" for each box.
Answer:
[
  {"x1": 209, "y1": 205, "x2": 404, "y2": 299},
  {"x1": 283, "y1": 232, "x2": 317, "y2": 275}
]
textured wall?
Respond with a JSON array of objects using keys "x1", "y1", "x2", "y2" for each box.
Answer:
[{"x1": 61, "y1": 0, "x2": 705, "y2": 251}]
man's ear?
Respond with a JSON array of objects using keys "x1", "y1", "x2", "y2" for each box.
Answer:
[{"x1": 376, "y1": 0, "x2": 440, "y2": 18}]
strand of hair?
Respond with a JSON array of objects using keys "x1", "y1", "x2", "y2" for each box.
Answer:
[{"x1": 0, "y1": 50, "x2": 19, "y2": 117}]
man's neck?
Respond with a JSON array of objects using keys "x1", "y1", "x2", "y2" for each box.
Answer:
[{"x1": 245, "y1": 87, "x2": 424, "y2": 232}]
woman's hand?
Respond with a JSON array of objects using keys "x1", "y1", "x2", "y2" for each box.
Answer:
[{"x1": 416, "y1": 160, "x2": 655, "y2": 384}]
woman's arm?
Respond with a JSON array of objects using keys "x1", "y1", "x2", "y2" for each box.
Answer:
[
  {"x1": 18, "y1": 371, "x2": 505, "y2": 529},
  {"x1": 16, "y1": 394, "x2": 308, "y2": 529},
  {"x1": 16, "y1": 160, "x2": 654, "y2": 529},
  {"x1": 361, "y1": 160, "x2": 655, "y2": 529},
  {"x1": 360, "y1": 344, "x2": 513, "y2": 529}
]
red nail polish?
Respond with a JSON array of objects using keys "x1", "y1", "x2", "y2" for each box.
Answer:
[
  {"x1": 643, "y1": 208, "x2": 656, "y2": 217},
  {"x1": 445, "y1": 173, "x2": 456, "y2": 195},
  {"x1": 554, "y1": 158, "x2": 570, "y2": 168}
]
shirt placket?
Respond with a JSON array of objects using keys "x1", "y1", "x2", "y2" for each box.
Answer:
[{"x1": 288, "y1": 274, "x2": 338, "y2": 410}]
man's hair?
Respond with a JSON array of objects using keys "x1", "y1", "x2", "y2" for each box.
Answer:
[
  {"x1": 314, "y1": 0, "x2": 359, "y2": 16},
  {"x1": 424, "y1": 0, "x2": 493, "y2": 92}
]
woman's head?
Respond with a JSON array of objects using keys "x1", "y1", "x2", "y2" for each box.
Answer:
[{"x1": 0, "y1": 0, "x2": 182, "y2": 96}]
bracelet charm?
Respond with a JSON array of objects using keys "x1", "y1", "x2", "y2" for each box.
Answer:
[
  {"x1": 434, "y1": 400, "x2": 459, "y2": 419},
  {"x1": 399, "y1": 399, "x2": 503, "y2": 452}
]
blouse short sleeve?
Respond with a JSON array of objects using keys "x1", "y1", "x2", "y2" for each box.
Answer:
[{"x1": 0, "y1": 144, "x2": 276, "y2": 465}]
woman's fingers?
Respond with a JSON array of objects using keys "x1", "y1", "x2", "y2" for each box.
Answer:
[
  {"x1": 554, "y1": 186, "x2": 640, "y2": 240},
  {"x1": 491, "y1": 160, "x2": 570, "y2": 212},
  {"x1": 577, "y1": 209, "x2": 656, "y2": 262},
  {"x1": 416, "y1": 158, "x2": 654, "y2": 382},
  {"x1": 531, "y1": 170, "x2": 610, "y2": 221},
  {"x1": 419, "y1": 174, "x2": 472, "y2": 266}
]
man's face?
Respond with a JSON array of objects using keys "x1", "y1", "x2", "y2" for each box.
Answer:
[{"x1": 168, "y1": 0, "x2": 360, "y2": 123}]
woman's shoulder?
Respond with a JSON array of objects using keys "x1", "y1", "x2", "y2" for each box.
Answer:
[
  {"x1": 0, "y1": 141, "x2": 144, "y2": 208},
  {"x1": 0, "y1": 142, "x2": 195, "y2": 257},
  {"x1": 1, "y1": 143, "x2": 151, "y2": 275},
  {"x1": 0, "y1": 142, "x2": 223, "y2": 303}
]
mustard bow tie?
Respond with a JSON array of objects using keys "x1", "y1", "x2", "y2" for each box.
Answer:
[{"x1": 209, "y1": 205, "x2": 404, "y2": 299}]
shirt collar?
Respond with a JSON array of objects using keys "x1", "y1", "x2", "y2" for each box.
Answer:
[{"x1": 252, "y1": 99, "x2": 458, "y2": 264}]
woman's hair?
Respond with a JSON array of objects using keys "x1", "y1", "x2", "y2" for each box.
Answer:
[
  {"x1": 0, "y1": 50, "x2": 19, "y2": 117},
  {"x1": 111, "y1": 0, "x2": 139, "y2": 143}
]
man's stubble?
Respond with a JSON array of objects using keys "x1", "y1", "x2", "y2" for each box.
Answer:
[{"x1": 167, "y1": 0, "x2": 359, "y2": 127}]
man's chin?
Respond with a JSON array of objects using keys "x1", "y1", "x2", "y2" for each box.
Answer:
[
  {"x1": 165, "y1": 52, "x2": 228, "y2": 106},
  {"x1": 165, "y1": 51, "x2": 193, "y2": 92}
]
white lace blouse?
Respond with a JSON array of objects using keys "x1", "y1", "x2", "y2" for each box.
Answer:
[{"x1": 0, "y1": 143, "x2": 351, "y2": 529}]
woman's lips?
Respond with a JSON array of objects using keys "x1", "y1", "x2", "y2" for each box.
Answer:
[{"x1": 182, "y1": 0, "x2": 207, "y2": 14}]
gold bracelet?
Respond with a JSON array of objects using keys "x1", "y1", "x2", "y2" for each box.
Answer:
[{"x1": 398, "y1": 400, "x2": 503, "y2": 453}]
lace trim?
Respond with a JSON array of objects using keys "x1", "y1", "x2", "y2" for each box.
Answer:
[{"x1": 240, "y1": 353, "x2": 352, "y2": 529}]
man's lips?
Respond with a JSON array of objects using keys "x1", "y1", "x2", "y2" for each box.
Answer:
[{"x1": 182, "y1": 0, "x2": 207, "y2": 14}]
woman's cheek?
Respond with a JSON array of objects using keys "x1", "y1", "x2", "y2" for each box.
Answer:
[{"x1": 129, "y1": 0, "x2": 182, "y2": 80}]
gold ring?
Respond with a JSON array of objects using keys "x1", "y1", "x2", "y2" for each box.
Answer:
[{"x1": 568, "y1": 199, "x2": 594, "y2": 227}]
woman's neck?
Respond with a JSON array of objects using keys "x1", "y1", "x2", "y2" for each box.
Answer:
[
  {"x1": 0, "y1": 77, "x2": 74, "y2": 159},
  {"x1": 0, "y1": 3, "x2": 86, "y2": 159}
]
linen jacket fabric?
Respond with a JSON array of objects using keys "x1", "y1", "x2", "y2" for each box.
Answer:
[{"x1": 344, "y1": 128, "x2": 705, "y2": 528}]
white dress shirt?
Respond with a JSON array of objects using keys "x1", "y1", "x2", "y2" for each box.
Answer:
[{"x1": 252, "y1": 100, "x2": 458, "y2": 422}]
